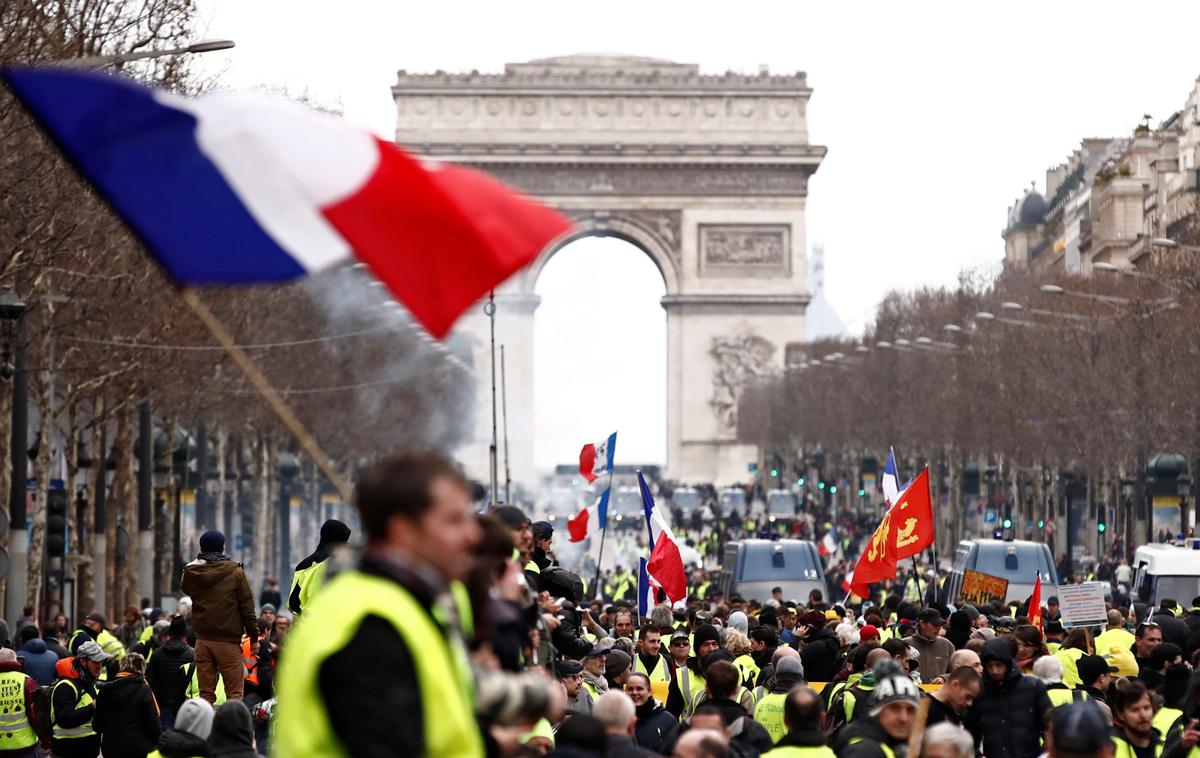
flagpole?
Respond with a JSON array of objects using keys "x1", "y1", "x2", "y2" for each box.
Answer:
[
  {"x1": 179, "y1": 290, "x2": 353, "y2": 502},
  {"x1": 592, "y1": 468, "x2": 615, "y2": 601},
  {"x1": 911, "y1": 556, "x2": 924, "y2": 604},
  {"x1": 485, "y1": 291, "x2": 499, "y2": 506},
  {"x1": 500, "y1": 345, "x2": 512, "y2": 505}
]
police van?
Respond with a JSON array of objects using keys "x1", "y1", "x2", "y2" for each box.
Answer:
[
  {"x1": 1132, "y1": 541, "x2": 1200, "y2": 605},
  {"x1": 944, "y1": 539, "x2": 1058, "y2": 604},
  {"x1": 717, "y1": 539, "x2": 828, "y2": 602}
]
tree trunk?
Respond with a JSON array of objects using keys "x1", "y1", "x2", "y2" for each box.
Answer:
[
  {"x1": 253, "y1": 434, "x2": 271, "y2": 596},
  {"x1": 107, "y1": 406, "x2": 134, "y2": 615}
]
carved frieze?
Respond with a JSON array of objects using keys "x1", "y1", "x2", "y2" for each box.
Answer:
[
  {"x1": 458, "y1": 163, "x2": 810, "y2": 197},
  {"x1": 699, "y1": 224, "x2": 791, "y2": 277},
  {"x1": 709, "y1": 331, "x2": 778, "y2": 433}
]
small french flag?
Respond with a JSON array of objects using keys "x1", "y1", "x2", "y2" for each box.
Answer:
[
  {"x1": 567, "y1": 489, "x2": 609, "y2": 543},
  {"x1": 1, "y1": 67, "x2": 572, "y2": 338},
  {"x1": 579, "y1": 432, "x2": 617, "y2": 484}
]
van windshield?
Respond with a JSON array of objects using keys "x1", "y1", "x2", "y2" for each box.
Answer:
[
  {"x1": 972, "y1": 544, "x2": 1051, "y2": 579},
  {"x1": 741, "y1": 546, "x2": 821, "y2": 582},
  {"x1": 1154, "y1": 575, "x2": 1200, "y2": 603}
]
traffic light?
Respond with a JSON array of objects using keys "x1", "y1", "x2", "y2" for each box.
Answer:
[
  {"x1": 770, "y1": 468, "x2": 779, "y2": 478},
  {"x1": 1002, "y1": 516, "x2": 1013, "y2": 530},
  {"x1": 818, "y1": 481, "x2": 826, "y2": 491},
  {"x1": 796, "y1": 476, "x2": 806, "y2": 486},
  {"x1": 1097, "y1": 521, "x2": 1107, "y2": 534},
  {"x1": 829, "y1": 485, "x2": 838, "y2": 494},
  {"x1": 1097, "y1": 508, "x2": 1107, "y2": 533},
  {"x1": 858, "y1": 488, "x2": 866, "y2": 497},
  {"x1": 46, "y1": 488, "x2": 68, "y2": 557},
  {"x1": 1037, "y1": 518, "x2": 1045, "y2": 529}
]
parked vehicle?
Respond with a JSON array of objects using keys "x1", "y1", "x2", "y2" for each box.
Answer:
[
  {"x1": 1132, "y1": 541, "x2": 1200, "y2": 605},
  {"x1": 765, "y1": 489, "x2": 798, "y2": 522},
  {"x1": 944, "y1": 539, "x2": 1058, "y2": 604},
  {"x1": 717, "y1": 539, "x2": 828, "y2": 602}
]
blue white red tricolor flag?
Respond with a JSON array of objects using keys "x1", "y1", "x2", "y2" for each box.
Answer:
[
  {"x1": 567, "y1": 488, "x2": 609, "y2": 543},
  {"x1": 819, "y1": 525, "x2": 839, "y2": 559},
  {"x1": 882, "y1": 447, "x2": 901, "y2": 506},
  {"x1": 579, "y1": 432, "x2": 617, "y2": 484},
  {"x1": 637, "y1": 558, "x2": 652, "y2": 618},
  {"x1": 0, "y1": 67, "x2": 573, "y2": 338},
  {"x1": 639, "y1": 472, "x2": 687, "y2": 604}
]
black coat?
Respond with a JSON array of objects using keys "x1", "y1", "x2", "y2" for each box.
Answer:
[
  {"x1": 1152, "y1": 610, "x2": 1190, "y2": 650},
  {"x1": 965, "y1": 637, "x2": 1052, "y2": 758},
  {"x1": 800, "y1": 627, "x2": 841, "y2": 683},
  {"x1": 94, "y1": 674, "x2": 162, "y2": 758},
  {"x1": 146, "y1": 638, "x2": 195, "y2": 715},
  {"x1": 634, "y1": 701, "x2": 678, "y2": 753},
  {"x1": 833, "y1": 717, "x2": 905, "y2": 758}
]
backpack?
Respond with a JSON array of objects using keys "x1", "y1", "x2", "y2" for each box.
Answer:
[{"x1": 29, "y1": 685, "x2": 51, "y2": 740}]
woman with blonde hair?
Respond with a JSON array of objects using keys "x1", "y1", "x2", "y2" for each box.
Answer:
[{"x1": 95, "y1": 652, "x2": 162, "y2": 757}]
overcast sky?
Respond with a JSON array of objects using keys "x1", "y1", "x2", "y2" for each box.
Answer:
[{"x1": 192, "y1": 0, "x2": 1200, "y2": 470}]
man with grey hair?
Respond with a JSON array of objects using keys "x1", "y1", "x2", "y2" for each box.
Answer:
[
  {"x1": 1032, "y1": 655, "x2": 1085, "y2": 709},
  {"x1": 922, "y1": 722, "x2": 975, "y2": 758},
  {"x1": 650, "y1": 604, "x2": 674, "y2": 631},
  {"x1": 594, "y1": 690, "x2": 655, "y2": 757}
]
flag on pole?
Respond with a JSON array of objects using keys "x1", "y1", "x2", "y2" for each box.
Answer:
[
  {"x1": 567, "y1": 488, "x2": 609, "y2": 543},
  {"x1": 637, "y1": 558, "x2": 651, "y2": 618},
  {"x1": 0, "y1": 67, "x2": 573, "y2": 339},
  {"x1": 1028, "y1": 572, "x2": 1043, "y2": 630},
  {"x1": 849, "y1": 508, "x2": 898, "y2": 598},
  {"x1": 890, "y1": 467, "x2": 935, "y2": 561},
  {"x1": 579, "y1": 432, "x2": 618, "y2": 484},
  {"x1": 819, "y1": 524, "x2": 839, "y2": 559},
  {"x1": 882, "y1": 447, "x2": 902, "y2": 506},
  {"x1": 639, "y1": 472, "x2": 687, "y2": 604}
]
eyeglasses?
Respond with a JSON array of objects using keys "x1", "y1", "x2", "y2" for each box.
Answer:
[
  {"x1": 1137, "y1": 621, "x2": 1160, "y2": 635},
  {"x1": 670, "y1": 640, "x2": 689, "y2": 646}
]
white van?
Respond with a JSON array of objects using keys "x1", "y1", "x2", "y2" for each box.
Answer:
[{"x1": 1132, "y1": 542, "x2": 1200, "y2": 605}]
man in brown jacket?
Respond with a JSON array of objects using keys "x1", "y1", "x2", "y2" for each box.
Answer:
[{"x1": 180, "y1": 530, "x2": 258, "y2": 703}]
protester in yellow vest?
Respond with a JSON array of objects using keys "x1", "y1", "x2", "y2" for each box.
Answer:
[
  {"x1": 755, "y1": 657, "x2": 806, "y2": 744},
  {"x1": 632, "y1": 626, "x2": 673, "y2": 704},
  {"x1": 148, "y1": 697, "x2": 214, "y2": 758},
  {"x1": 289, "y1": 519, "x2": 351, "y2": 617},
  {"x1": 1110, "y1": 681, "x2": 1163, "y2": 758},
  {"x1": 765, "y1": 685, "x2": 835, "y2": 758},
  {"x1": 274, "y1": 452, "x2": 486, "y2": 757},
  {"x1": 51, "y1": 641, "x2": 110, "y2": 758},
  {"x1": 0, "y1": 649, "x2": 41, "y2": 755},
  {"x1": 1094, "y1": 610, "x2": 1136, "y2": 658}
]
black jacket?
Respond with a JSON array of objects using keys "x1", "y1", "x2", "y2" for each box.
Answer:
[
  {"x1": 146, "y1": 638, "x2": 195, "y2": 715},
  {"x1": 925, "y1": 693, "x2": 964, "y2": 727},
  {"x1": 833, "y1": 716, "x2": 905, "y2": 758},
  {"x1": 634, "y1": 700, "x2": 678, "y2": 753},
  {"x1": 319, "y1": 552, "x2": 451, "y2": 758},
  {"x1": 703, "y1": 697, "x2": 774, "y2": 755},
  {"x1": 801, "y1": 627, "x2": 842, "y2": 683},
  {"x1": 605, "y1": 733, "x2": 656, "y2": 758},
  {"x1": 94, "y1": 674, "x2": 162, "y2": 758},
  {"x1": 1152, "y1": 610, "x2": 1190, "y2": 650},
  {"x1": 50, "y1": 673, "x2": 101, "y2": 758},
  {"x1": 288, "y1": 544, "x2": 335, "y2": 615},
  {"x1": 965, "y1": 637, "x2": 1052, "y2": 758},
  {"x1": 154, "y1": 729, "x2": 210, "y2": 757}
]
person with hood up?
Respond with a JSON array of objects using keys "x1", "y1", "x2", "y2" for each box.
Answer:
[
  {"x1": 148, "y1": 697, "x2": 213, "y2": 758},
  {"x1": 180, "y1": 530, "x2": 259, "y2": 704},
  {"x1": 94, "y1": 652, "x2": 161, "y2": 758},
  {"x1": 17, "y1": 623, "x2": 58, "y2": 686},
  {"x1": 965, "y1": 636, "x2": 1052, "y2": 758},
  {"x1": 833, "y1": 660, "x2": 920, "y2": 758},
  {"x1": 625, "y1": 672, "x2": 678, "y2": 753},
  {"x1": 288, "y1": 518, "x2": 351, "y2": 617},
  {"x1": 799, "y1": 610, "x2": 841, "y2": 683},
  {"x1": 147, "y1": 617, "x2": 196, "y2": 730},
  {"x1": 530, "y1": 520, "x2": 556, "y2": 572},
  {"x1": 945, "y1": 611, "x2": 972, "y2": 651},
  {"x1": 207, "y1": 700, "x2": 257, "y2": 758},
  {"x1": 753, "y1": 655, "x2": 805, "y2": 743}
]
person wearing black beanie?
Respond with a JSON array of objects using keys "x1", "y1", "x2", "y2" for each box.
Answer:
[{"x1": 289, "y1": 519, "x2": 352, "y2": 617}]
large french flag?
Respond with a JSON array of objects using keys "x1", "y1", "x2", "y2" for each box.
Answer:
[
  {"x1": 639, "y1": 472, "x2": 686, "y2": 604},
  {"x1": 567, "y1": 488, "x2": 609, "y2": 543},
  {"x1": 0, "y1": 67, "x2": 573, "y2": 338},
  {"x1": 579, "y1": 432, "x2": 617, "y2": 484}
]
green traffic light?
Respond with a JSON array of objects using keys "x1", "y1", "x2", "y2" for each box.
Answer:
[
  {"x1": 830, "y1": 485, "x2": 838, "y2": 494},
  {"x1": 818, "y1": 481, "x2": 826, "y2": 491},
  {"x1": 858, "y1": 488, "x2": 866, "y2": 497},
  {"x1": 1037, "y1": 519, "x2": 1045, "y2": 528},
  {"x1": 770, "y1": 469, "x2": 779, "y2": 478},
  {"x1": 797, "y1": 477, "x2": 806, "y2": 486},
  {"x1": 1097, "y1": 522, "x2": 1107, "y2": 533},
  {"x1": 1002, "y1": 517, "x2": 1013, "y2": 529}
]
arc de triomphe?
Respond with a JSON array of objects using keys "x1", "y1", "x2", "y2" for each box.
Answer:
[{"x1": 392, "y1": 55, "x2": 825, "y2": 488}]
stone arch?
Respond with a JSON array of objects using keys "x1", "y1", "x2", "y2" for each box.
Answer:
[{"x1": 517, "y1": 212, "x2": 681, "y2": 295}]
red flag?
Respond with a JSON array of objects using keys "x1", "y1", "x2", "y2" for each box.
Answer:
[
  {"x1": 647, "y1": 534, "x2": 688, "y2": 604},
  {"x1": 1028, "y1": 573, "x2": 1043, "y2": 629},
  {"x1": 850, "y1": 509, "x2": 898, "y2": 598},
  {"x1": 891, "y1": 468, "x2": 935, "y2": 561}
]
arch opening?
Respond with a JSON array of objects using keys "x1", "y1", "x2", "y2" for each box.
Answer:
[{"x1": 532, "y1": 235, "x2": 667, "y2": 481}]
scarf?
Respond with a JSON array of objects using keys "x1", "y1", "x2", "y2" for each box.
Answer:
[
  {"x1": 198, "y1": 551, "x2": 232, "y2": 562},
  {"x1": 582, "y1": 670, "x2": 608, "y2": 695}
]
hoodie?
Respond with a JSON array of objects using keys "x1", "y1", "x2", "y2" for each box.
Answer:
[
  {"x1": 180, "y1": 557, "x2": 258, "y2": 644},
  {"x1": 18, "y1": 636, "x2": 59, "y2": 686},
  {"x1": 834, "y1": 713, "x2": 905, "y2": 758},
  {"x1": 208, "y1": 700, "x2": 257, "y2": 758},
  {"x1": 800, "y1": 625, "x2": 841, "y2": 682},
  {"x1": 965, "y1": 637, "x2": 1052, "y2": 758}
]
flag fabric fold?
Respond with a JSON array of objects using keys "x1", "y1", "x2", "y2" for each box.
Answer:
[
  {"x1": 1028, "y1": 572, "x2": 1043, "y2": 630},
  {"x1": 0, "y1": 66, "x2": 573, "y2": 338},
  {"x1": 637, "y1": 558, "x2": 651, "y2": 618},
  {"x1": 639, "y1": 472, "x2": 686, "y2": 604},
  {"x1": 579, "y1": 432, "x2": 617, "y2": 484},
  {"x1": 567, "y1": 488, "x2": 609, "y2": 543}
]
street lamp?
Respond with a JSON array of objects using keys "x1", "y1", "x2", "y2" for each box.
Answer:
[
  {"x1": 974, "y1": 311, "x2": 995, "y2": 321},
  {"x1": 943, "y1": 324, "x2": 963, "y2": 333},
  {"x1": 1001, "y1": 301, "x2": 1025, "y2": 310},
  {"x1": 54, "y1": 39, "x2": 235, "y2": 69},
  {"x1": 875, "y1": 341, "x2": 893, "y2": 348}
]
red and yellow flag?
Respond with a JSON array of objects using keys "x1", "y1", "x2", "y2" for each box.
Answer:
[
  {"x1": 1028, "y1": 572, "x2": 1043, "y2": 629},
  {"x1": 849, "y1": 466, "x2": 936, "y2": 598}
]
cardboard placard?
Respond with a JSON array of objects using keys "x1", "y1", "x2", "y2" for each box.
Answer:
[
  {"x1": 960, "y1": 570, "x2": 1010, "y2": 605},
  {"x1": 1056, "y1": 582, "x2": 1108, "y2": 628}
]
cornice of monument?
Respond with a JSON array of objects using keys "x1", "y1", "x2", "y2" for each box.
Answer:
[
  {"x1": 392, "y1": 53, "x2": 811, "y2": 94},
  {"x1": 404, "y1": 142, "x2": 827, "y2": 161}
]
